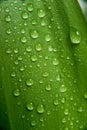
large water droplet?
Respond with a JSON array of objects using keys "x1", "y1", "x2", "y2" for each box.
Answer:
[
  {"x1": 13, "y1": 89, "x2": 20, "y2": 97},
  {"x1": 70, "y1": 26, "x2": 81, "y2": 44},
  {"x1": 37, "y1": 104, "x2": 44, "y2": 114},
  {"x1": 30, "y1": 30, "x2": 38, "y2": 39},
  {"x1": 27, "y1": 4, "x2": 33, "y2": 12},
  {"x1": 84, "y1": 92, "x2": 87, "y2": 99},
  {"x1": 5, "y1": 15, "x2": 11, "y2": 22},
  {"x1": 31, "y1": 120, "x2": 36, "y2": 127},
  {"x1": 26, "y1": 79, "x2": 33, "y2": 87},
  {"x1": 38, "y1": 9, "x2": 45, "y2": 18},
  {"x1": 26, "y1": 102, "x2": 34, "y2": 111},
  {"x1": 36, "y1": 44, "x2": 42, "y2": 51},
  {"x1": 21, "y1": 11, "x2": 29, "y2": 19},
  {"x1": 31, "y1": 55, "x2": 37, "y2": 62}
]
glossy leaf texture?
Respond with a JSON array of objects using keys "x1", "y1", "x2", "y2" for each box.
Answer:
[{"x1": 0, "y1": 0, "x2": 87, "y2": 130}]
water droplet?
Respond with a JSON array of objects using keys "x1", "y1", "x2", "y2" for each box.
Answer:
[
  {"x1": 14, "y1": 48, "x2": 18, "y2": 54},
  {"x1": 84, "y1": 92, "x2": 87, "y2": 99},
  {"x1": 45, "y1": 34, "x2": 51, "y2": 42},
  {"x1": 6, "y1": 48, "x2": 12, "y2": 54},
  {"x1": 5, "y1": 15, "x2": 11, "y2": 22},
  {"x1": 31, "y1": 19, "x2": 37, "y2": 25},
  {"x1": 21, "y1": 11, "x2": 29, "y2": 19},
  {"x1": 78, "y1": 107, "x2": 83, "y2": 113},
  {"x1": 26, "y1": 46, "x2": 32, "y2": 52},
  {"x1": 26, "y1": 79, "x2": 33, "y2": 87},
  {"x1": 26, "y1": 102, "x2": 34, "y2": 111},
  {"x1": 6, "y1": 29, "x2": 11, "y2": 34},
  {"x1": 36, "y1": 44, "x2": 42, "y2": 51},
  {"x1": 37, "y1": 104, "x2": 44, "y2": 114},
  {"x1": 47, "y1": 111, "x2": 51, "y2": 115},
  {"x1": 19, "y1": 66, "x2": 25, "y2": 72},
  {"x1": 56, "y1": 75, "x2": 61, "y2": 81},
  {"x1": 45, "y1": 84, "x2": 51, "y2": 91},
  {"x1": 64, "y1": 109, "x2": 69, "y2": 115},
  {"x1": 13, "y1": 89, "x2": 20, "y2": 97},
  {"x1": 53, "y1": 58, "x2": 59, "y2": 66},
  {"x1": 30, "y1": 30, "x2": 38, "y2": 39},
  {"x1": 40, "y1": 117, "x2": 44, "y2": 122},
  {"x1": 21, "y1": 36, "x2": 27, "y2": 43},
  {"x1": 60, "y1": 85, "x2": 67, "y2": 93},
  {"x1": 27, "y1": 4, "x2": 33, "y2": 12},
  {"x1": 5, "y1": 8, "x2": 9, "y2": 13},
  {"x1": 18, "y1": 56, "x2": 22, "y2": 61},
  {"x1": 38, "y1": 9, "x2": 45, "y2": 18},
  {"x1": 41, "y1": 19, "x2": 46, "y2": 26},
  {"x1": 54, "y1": 99, "x2": 59, "y2": 106},
  {"x1": 70, "y1": 26, "x2": 81, "y2": 44},
  {"x1": 31, "y1": 55, "x2": 37, "y2": 62},
  {"x1": 43, "y1": 72, "x2": 48, "y2": 77},
  {"x1": 11, "y1": 72, "x2": 16, "y2": 77},
  {"x1": 21, "y1": 115, "x2": 25, "y2": 119},
  {"x1": 31, "y1": 120, "x2": 36, "y2": 127},
  {"x1": 62, "y1": 118, "x2": 66, "y2": 123},
  {"x1": 48, "y1": 45, "x2": 53, "y2": 52}
]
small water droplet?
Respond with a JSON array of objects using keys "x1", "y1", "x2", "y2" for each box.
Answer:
[
  {"x1": 26, "y1": 79, "x2": 33, "y2": 87},
  {"x1": 70, "y1": 26, "x2": 81, "y2": 44},
  {"x1": 26, "y1": 102, "x2": 34, "y2": 111},
  {"x1": 14, "y1": 48, "x2": 18, "y2": 54},
  {"x1": 48, "y1": 45, "x2": 53, "y2": 52},
  {"x1": 84, "y1": 92, "x2": 87, "y2": 99},
  {"x1": 11, "y1": 72, "x2": 16, "y2": 77},
  {"x1": 78, "y1": 107, "x2": 83, "y2": 113},
  {"x1": 27, "y1": 4, "x2": 33, "y2": 12},
  {"x1": 5, "y1": 15, "x2": 11, "y2": 22},
  {"x1": 41, "y1": 19, "x2": 46, "y2": 26},
  {"x1": 54, "y1": 99, "x2": 59, "y2": 106},
  {"x1": 62, "y1": 118, "x2": 66, "y2": 123},
  {"x1": 31, "y1": 19, "x2": 37, "y2": 25},
  {"x1": 45, "y1": 84, "x2": 51, "y2": 91},
  {"x1": 21, "y1": 36, "x2": 27, "y2": 43},
  {"x1": 6, "y1": 48, "x2": 12, "y2": 54},
  {"x1": 19, "y1": 66, "x2": 25, "y2": 72},
  {"x1": 45, "y1": 34, "x2": 51, "y2": 42},
  {"x1": 31, "y1": 120, "x2": 36, "y2": 127},
  {"x1": 31, "y1": 55, "x2": 37, "y2": 62},
  {"x1": 38, "y1": 9, "x2": 45, "y2": 18},
  {"x1": 13, "y1": 89, "x2": 20, "y2": 97},
  {"x1": 60, "y1": 85, "x2": 67, "y2": 93},
  {"x1": 26, "y1": 46, "x2": 32, "y2": 52},
  {"x1": 37, "y1": 104, "x2": 44, "y2": 114},
  {"x1": 36, "y1": 44, "x2": 42, "y2": 51},
  {"x1": 6, "y1": 29, "x2": 11, "y2": 34},
  {"x1": 47, "y1": 111, "x2": 51, "y2": 115},
  {"x1": 30, "y1": 30, "x2": 38, "y2": 39},
  {"x1": 53, "y1": 58, "x2": 59, "y2": 66},
  {"x1": 64, "y1": 109, "x2": 69, "y2": 115},
  {"x1": 21, "y1": 11, "x2": 29, "y2": 19},
  {"x1": 43, "y1": 72, "x2": 48, "y2": 77}
]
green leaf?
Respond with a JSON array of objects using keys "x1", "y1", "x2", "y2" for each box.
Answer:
[{"x1": 0, "y1": 0, "x2": 87, "y2": 130}]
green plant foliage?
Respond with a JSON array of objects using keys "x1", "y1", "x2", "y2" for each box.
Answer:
[{"x1": 0, "y1": 0, "x2": 87, "y2": 130}]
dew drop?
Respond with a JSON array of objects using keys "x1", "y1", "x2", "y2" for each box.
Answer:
[
  {"x1": 21, "y1": 36, "x2": 27, "y2": 43},
  {"x1": 64, "y1": 109, "x2": 69, "y2": 115},
  {"x1": 26, "y1": 79, "x2": 33, "y2": 87},
  {"x1": 38, "y1": 9, "x2": 45, "y2": 18},
  {"x1": 30, "y1": 30, "x2": 39, "y2": 39},
  {"x1": 31, "y1": 55, "x2": 37, "y2": 62},
  {"x1": 13, "y1": 89, "x2": 20, "y2": 97},
  {"x1": 37, "y1": 104, "x2": 44, "y2": 114},
  {"x1": 36, "y1": 44, "x2": 42, "y2": 51},
  {"x1": 19, "y1": 66, "x2": 25, "y2": 72},
  {"x1": 53, "y1": 58, "x2": 59, "y2": 66},
  {"x1": 84, "y1": 92, "x2": 87, "y2": 99},
  {"x1": 14, "y1": 48, "x2": 18, "y2": 54},
  {"x1": 41, "y1": 19, "x2": 46, "y2": 26},
  {"x1": 31, "y1": 120, "x2": 36, "y2": 127},
  {"x1": 62, "y1": 118, "x2": 66, "y2": 123},
  {"x1": 11, "y1": 72, "x2": 16, "y2": 77},
  {"x1": 78, "y1": 107, "x2": 83, "y2": 113},
  {"x1": 26, "y1": 46, "x2": 32, "y2": 52},
  {"x1": 70, "y1": 26, "x2": 81, "y2": 44},
  {"x1": 27, "y1": 4, "x2": 33, "y2": 12},
  {"x1": 6, "y1": 29, "x2": 11, "y2": 34},
  {"x1": 60, "y1": 85, "x2": 67, "y2": 93},
  {"x1": 45, "y1": 34, "x2": 51, "y2": 42},
  {"x1": 21, "y1": 11, "x2": 29, "y2": 19},
  {"x1": 43, "y1": 72, "x2": 48, "y2": 77},
  {"x1": 5, "y1": 15, "x2": 11, "y2": 22},
  {"x1": 6, "y1": 48, "x2": 12, "y2": 54},
  {"x1": 26, "y1": 102, "x2": 34, "y2": 111},
  {"x1": 45, "y1": 84, "x2": 51, "y2": 91},
  {"x1": 54, "y1": 99, "x2": 59, "y2": 106}
]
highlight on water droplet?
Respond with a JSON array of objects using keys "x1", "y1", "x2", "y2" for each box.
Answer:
[
  {"x1": 26, "y1": 102, "x2": 34, "y2": 111},
  {"x1": 31, "y1": 120, "x2": 36, "y2": 127},
  {"x1": 26, "y1": 79, "x2": 33, "y2": 87},
  {"x1": 27, "y1": 4, "x2": 33, "y2": 12},
  {"x1": 37, "y1": 104, "x2": 45, "y2": 114},
  {"x1": 21, "y1": 11, "x2": 29, "y2": 19},
  {"x1": 13, "y1": 89, "x2": 20, "y2": 97},
  {"x1": 30, "y1": 30, "x2": 39, "y2": 39},
  {"x1": 38, "y1": 9, "x2": 45, "y2": 18},
  {"x1": 70, "y1": 26, "x2": 81, "y2": 44}
]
